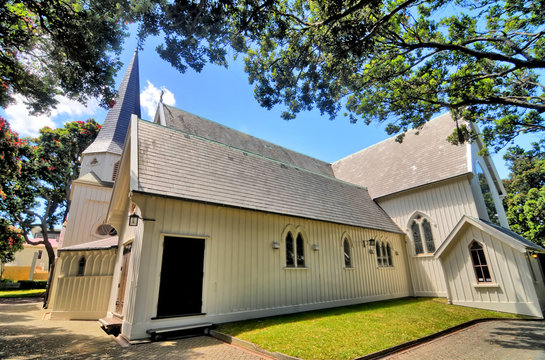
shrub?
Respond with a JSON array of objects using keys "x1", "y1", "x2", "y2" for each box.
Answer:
[{"x1": 18, "y1": 280, "x2": 47, "y2": 289}]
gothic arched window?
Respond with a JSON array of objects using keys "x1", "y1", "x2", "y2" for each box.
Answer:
[{"x1": 409, "y1": 214, "x2": 436, "y2": 255}]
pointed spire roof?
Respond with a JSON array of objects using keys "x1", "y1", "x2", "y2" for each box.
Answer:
[{"x1": 83, "y1": 50, "x2": 141, "y2": 155}]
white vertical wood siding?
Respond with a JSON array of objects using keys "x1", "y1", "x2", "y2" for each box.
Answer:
[
  {"x1": 377, "y1": 177, "x2": 479, "y2": 297},
  {"x1": 62, "y1": 184, "x2": 113, "y2": 248},
  {"x1": 118, "y1": 195, "x2": 411, "y2": 340},
  {"x1": 441, "y1": 226, "x2": 543, "y2": 317},
  {"x1": 49, "y1": 249, "x2": 117, "y2": 319}
]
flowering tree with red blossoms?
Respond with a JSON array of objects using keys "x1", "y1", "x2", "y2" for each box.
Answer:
[{"x1": 0, "y1": 118, "x2": 100, "y2": 283}]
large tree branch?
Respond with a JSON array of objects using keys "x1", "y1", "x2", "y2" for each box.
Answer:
[{"x1": 404, "y1": 41, "x2": 545, "y2": 68}]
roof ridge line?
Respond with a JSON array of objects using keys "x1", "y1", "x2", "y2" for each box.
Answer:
[
  {"x1": 139, "y1": 118, "x2": 368, "y2": 191},
  {"x1": 162, "y1": 104, "x2": 333, "y2": 168}
]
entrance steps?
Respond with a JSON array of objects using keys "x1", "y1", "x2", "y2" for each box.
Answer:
[
  {"x1": 146, "y1": 322, "x2": 214, "y2": 340},
  {"x1": 98, "y1": 316, "x2": 123, "y2": 336}
]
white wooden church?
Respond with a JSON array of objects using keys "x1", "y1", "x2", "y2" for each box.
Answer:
[{"x1": 48, "y1": 51, "x2": 545, "y2": 341}]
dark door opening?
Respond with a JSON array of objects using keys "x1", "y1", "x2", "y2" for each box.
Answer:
[{"x1": 156, "y1": 236, "x2": 205, "y2": 317}]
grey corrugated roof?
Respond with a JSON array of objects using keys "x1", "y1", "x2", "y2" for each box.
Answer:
[
  {"x1": 83, "y1": 51, "x2": 141, "y2": 155},
  {"x1": 332, "y1": 113, "x2": 470, "y2": 199},
  {"x1": 135, "y1": 120, "x2": 402, "y2": 233},
  {"x1": 59, "y1": 236, "x2": 118, "y2": 251},
  {"x1": 161, "y1": 105, "x2": 334, "y2": 177}
]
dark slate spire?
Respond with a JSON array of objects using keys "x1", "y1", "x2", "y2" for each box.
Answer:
[{"x1": 83, "y1": 50, "x2": 141, "y2": 155}]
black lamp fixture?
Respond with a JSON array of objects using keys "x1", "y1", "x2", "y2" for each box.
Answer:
[
  {"x1": 128, "y1": 213, "x2": 156, "y2": 226},
  {"x1": 363, "y1": 238, "x2": 376, "y2": 248},
  {"x1": 128, "y1": 213, "x2": 139, "y2": 226}
]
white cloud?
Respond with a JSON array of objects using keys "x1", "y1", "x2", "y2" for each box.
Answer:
[
  {"x1": 4, "y1": 94, "x2": 100, "y2": 137},
  {"x1": 140, "y1": 80, "x2": 176, "y2": 119}
]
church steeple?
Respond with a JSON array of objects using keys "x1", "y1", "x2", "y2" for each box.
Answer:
[{"x1": 83, "y1": 50, "x2": 141, "y2": 156}]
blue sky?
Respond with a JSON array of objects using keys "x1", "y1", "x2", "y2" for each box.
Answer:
[{"x1": 1, "y1": 31, "x2": 539, "y2": 179}]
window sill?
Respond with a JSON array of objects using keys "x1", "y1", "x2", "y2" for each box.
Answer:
[
  {"x1": 472, "y1": 283, "x2": 499, "y2": 288},
  {"x1": 283, "y1": 266, "x2": 309, "y2": 270},
  {"x1": 377, "y1": 266, "x2": 395, "y2": 269},
  {"x1": 344, "y1": 266, "x2": 355, "y2": 270}
]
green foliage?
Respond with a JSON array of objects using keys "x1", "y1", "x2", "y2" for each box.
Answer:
[
  {"x1": 132, "y1": 0, "x2": 545, "y2": 149},
  {"x1": 17, "y1": 280, "x2": 47, "y2": 289},
  {"x1": 0, "y1": 118, "x2": 100, "y2": 267},
  {"x1": 0, "y1": 0, "x2": 131, "y2": 113},
  {"x1": 0, "y1": 118, "x2": 29, "y2": 263},
  {"x1": 503, "y1": 142, "x2": 545, "y2": 246}
]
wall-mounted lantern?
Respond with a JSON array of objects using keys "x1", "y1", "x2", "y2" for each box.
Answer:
[
  {"x1": 128, "y1": 214, "x2": 139, "y2": 226},
  {"x1": 272, "y1": 241, "x2": 280, "y2": 249},
  {"x1": 363, "y1": 238, "x2": 376, "y2": 248},
  {"x1": 312, "y1": 244, "x2": 320, "y2": 251},
  {"x1": 128, "y1": 214, "x2": 155, "y2": 226}
]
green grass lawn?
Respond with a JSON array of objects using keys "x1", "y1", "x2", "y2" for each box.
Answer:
[
  {"x1": 217, "y1": 297, "x2": 525, "y2": 360},
  {"x1": 0, "y1": 289, "x2": 46, "y2": 298}
]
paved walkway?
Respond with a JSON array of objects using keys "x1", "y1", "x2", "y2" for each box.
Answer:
[
  {"x1": 383, "y1": 319, "x2": 545, "y2": 360},
  {"x1": 2, "y1": 299, "x2": 545, "y2": 360},
  {"x1": 0, "y1": 300, "x2": 269, "y2": 360}
]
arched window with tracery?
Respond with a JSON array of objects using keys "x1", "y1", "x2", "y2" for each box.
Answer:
[
  {"x1": 409, "y1": 214, "x2": 436, "y2": 255},
  {"x1": 469, "y1": 241, "x2": 492, "y2": 283},
  {"x1": 284, "y1": 228, "x2": 307, "y2": 268}
]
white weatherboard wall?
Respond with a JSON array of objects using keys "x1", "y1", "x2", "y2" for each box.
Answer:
[
  {"x1": 377, "y1": 176, "x2": 480, "y2": 297},
  {"x1": 49, "y1": 249, "x2": 117, "y2": 319},
  {"x1": 440, "y1": 225, "x2": 544, "y2": 318},
  {"x1": 62, "y1": 183, "x2": 113, "y2": 248},
  {"x1": 117, "y1": 194, "x2": 411, "y2": 340}
]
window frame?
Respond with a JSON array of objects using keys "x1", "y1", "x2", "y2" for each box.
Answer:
[
  {"x1": 376, "y1": 240, "x2": 393, "y2": 267},
  {"x1": 469, "y1": 240, "x2": 493, "y2": 284},
  {"x1": 343, "y1": 237, "x2": 353, "y2": 268},
  {"x1": 282, "y1": 225, "x2": 308, "y2": 269},
  {"x1": 408, "y1": 213, "x2": 437, "y2": 256}
]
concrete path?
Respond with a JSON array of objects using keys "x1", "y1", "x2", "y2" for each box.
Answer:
[
  {"x1": 383, "y1": 320, "x2": 545, "y2": 360},
  {"x1": 0, "y1": 300, "x2": 269, "y2": 360}
]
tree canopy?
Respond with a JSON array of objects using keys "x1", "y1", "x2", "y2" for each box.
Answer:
[
  {"x1": 132, "y1": 0, "x2": 545, "y2": 149},
  {"x1": 0, "y1": 118, "x2": 100, "y2": 268},
  {"x1": 0, "y1": 0, "x2": 131, "y2": 113},
  {"x1": 503, "y1": 142, "x2": 545, "y2": 246},
  {"x1": 0, "y1": 118, "x2": 27, "y2": 263}
]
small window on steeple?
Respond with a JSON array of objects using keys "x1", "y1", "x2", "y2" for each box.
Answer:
[{"x1": 90, "y1": 158, "x2": 98, "y2": 165}]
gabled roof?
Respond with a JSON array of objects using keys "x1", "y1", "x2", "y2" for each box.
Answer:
[
  {"x1": 435, "y1": 216, "x2": 544, "y2": 259},
  {"x1": 159, "y1": 104, "x2": 334, "y2": 177},
  {"x1": 73, "y1": 171, "x2": 114, "y2": 187},
  {"x1": 134, "y1": 119, "x2": 402, "y2": 233},
  {"x1": 332, "y1": 113, "x2": 470, "y2": 199},
  {"x1": 59, "y1": 236, "x2": 118, "y2": 251},
  {"x1": 83, "y1": 51, "x2": 141, "y2": 155}
]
